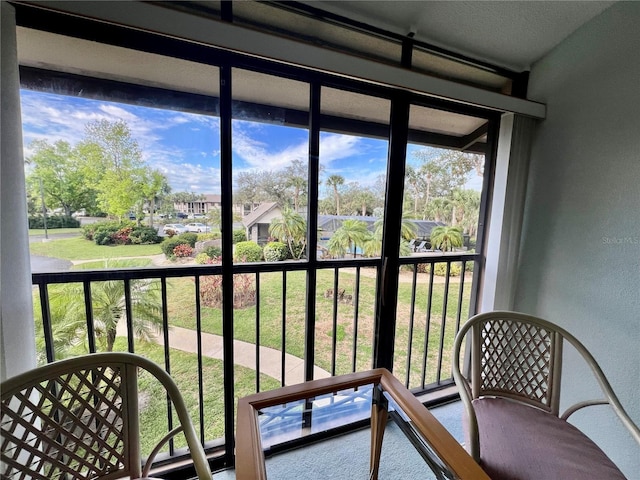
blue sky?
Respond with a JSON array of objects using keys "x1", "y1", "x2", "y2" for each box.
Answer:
[{"x1": 20, "y1": 90, "x2": 481, "y2": 195}]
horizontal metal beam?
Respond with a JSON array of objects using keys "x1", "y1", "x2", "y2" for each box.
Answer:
[
  {"x1": 19, "y1": 1, "x2": 546, "y2": 118},
  {"x1": 20, "y1": 66, "x2": 487, "y2": 153}
]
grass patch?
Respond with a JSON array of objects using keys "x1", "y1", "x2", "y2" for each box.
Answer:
[
  {"x1": 29, "y1": 228, "x2": 82, "y2": 236},
  {"x1": 165, "y1": 268, "x2": 470, "y2": 383},
  {"x1": 124, "y1": 340, "x2": 280, "y2": 456},
  {"x1": 72, "y1": 258, "x2": 153, "y2": 270},
  {"x1": 30, "y1": 236, "x2": 161, "y2": 260}
]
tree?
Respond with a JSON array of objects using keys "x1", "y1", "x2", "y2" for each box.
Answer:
[
  {"x1": 269, "y1": 208, "x2": 307, "y2": 259},
  {"x1": 283, "y1": 159, "x2": 308, "y2": 212},
  {"x1": 430, "y1": 226, "x2": 464, "y2": 252},
  {"x1": 235, "y1": 171, "x2": 264, "y2": 206},
  {"x1": 454, "y1": 189, "x2": 481, "y2": 237},
  {"x1": 80, "y1": 119, "x2": 146, "y2": 220},
  {"x1": 412, "y1": 149, "x2": 483, "y2": 201},
  {"x1": 25, "y1": 140, "x2": 97, "y2": 217},
  {"x1": 35, "y1": 278, "x2": 163, "y2": 359},
  {"x1": 142, "y1": 169, "x2": 171, "y2": 225},
  {"x1": 326, "y1": 175, "x2": 345, "y2": 215},
  {"x1": 339, "y1": 183, "x2": 380, "y2": 216},
  {"x1": 138, "y1": 169, "x2": 170, "y2": 227},
  {"x1": 404, "y1": 165, "x2": 426, "y2": 217},
  {"x1": 364, "y1": 214, "x2": 417, "y2": 257},
  {"x1": 424, "y1": 197, "x2": 451, "y2": 223},
  {"x1": 327, "y1": 219, "x2": 371, "y2": 258}
]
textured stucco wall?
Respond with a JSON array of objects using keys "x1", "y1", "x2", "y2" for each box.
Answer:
[{"x1": 515, "y1": 2, "x2": 640, "y2": 475}]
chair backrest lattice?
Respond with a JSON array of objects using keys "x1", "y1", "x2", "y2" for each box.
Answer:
[
  {"x1": 473, "y1": 317, "x2": 562, "y2": 413},
  {"x1": 454, "y1": 311, "x2": 640, "y2": 461},
  {"x1": 2, "y1": 353, "x2": 212, "y2": 480},
  {"x1": 1, "y1": 363, "x2": 132, "y2": 480}
]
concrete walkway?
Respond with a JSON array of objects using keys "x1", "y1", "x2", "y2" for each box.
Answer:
[{"x1": 117, "y1": 323, "x2": 330, "y2": 386}]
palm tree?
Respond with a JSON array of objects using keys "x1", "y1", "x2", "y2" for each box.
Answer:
[
  {"x1": 327, "y1": 219, "x2": 371, "y2": 258},
  {"x1": 429, "y1": 226, "x2": 464, "y2": 252},
  {"x1": 424, "y1": 197, "x2": 451, "y2": 222},
  {"x1": 269, "y1": 208, "x2": 307, "y2": 259},
  {"x1": 35, "y1": 277, "x2": 163, "y2": 359},
  {"x1": 364, "y1": 214, "x2": 417, "y2": 257},
  {"x1": 326, "y1": 174, "x2": 344, "y2": 215}
]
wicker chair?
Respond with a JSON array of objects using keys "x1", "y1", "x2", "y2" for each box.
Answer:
[
  {"x1": 452, "y1": 311, "x2": 640, "y2": 480},
  {"x1": 1, "y1": 352, "x2": 212, "y2": 480}
]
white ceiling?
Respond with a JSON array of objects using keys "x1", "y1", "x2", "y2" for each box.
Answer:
[{"x1": 304, "y1": 1, "x2": 616, "y2": 71}]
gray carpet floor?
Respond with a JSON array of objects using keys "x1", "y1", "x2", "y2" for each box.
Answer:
[{"x1": 214, "y1": 401, "x2": 463, "y2": 479}]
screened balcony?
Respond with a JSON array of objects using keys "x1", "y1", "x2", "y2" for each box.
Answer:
[{"x1": 10, "y1": 1, "x2": 639, "y2": 479}]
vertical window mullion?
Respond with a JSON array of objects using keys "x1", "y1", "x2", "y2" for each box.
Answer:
[
  {"x1": 219, "y1": 63, "x2": 236, "y2": 467},
  {"x1": 305, "y1": 82, "x2": 320, "y2": 382},
  {"x1": 373, "y1": 93, "x2": 410, "y2": 371}
]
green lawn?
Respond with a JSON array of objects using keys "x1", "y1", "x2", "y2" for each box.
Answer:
[
  {"x1": 29, "y1": 227, "x2": 82, "y2": 236},
  {"x1": 30, "y1": 236, "x2": 161, "y2": 260},
  {"x1": 72, "y1": 258, "x2": 154, "y2": 269},
  {"x1": 165, "y1": 268, "x2": 469, "y2": 387},
  {"x1": 32, "y1": 237, "x2": 469, "y2": 387},
  {"x1": 33, "y1": 259, "x2": 471, "y2": 453},
  {"x1": 57, "y1": 338, "x2": 278, "y2": 456}
]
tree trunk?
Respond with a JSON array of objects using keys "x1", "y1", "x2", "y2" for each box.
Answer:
[{"x1": 106, "y1": 327, "x2": 117, "y2": 352}]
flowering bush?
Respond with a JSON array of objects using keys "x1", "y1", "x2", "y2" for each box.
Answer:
[
  {"x1": 161, "y1": 237, "x2": 189, "y2": 256},
  {"x1": 172, "y1": 244, "x2": 194, "y2": 258},
  {"x1": 199, "y1": 256, "x2": 255, "y2": 308},
  {"x1": 111, "y1": 227, "x2": 133, "y2": 245}
]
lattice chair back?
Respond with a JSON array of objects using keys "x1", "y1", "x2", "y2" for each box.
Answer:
[
  {"x1": 470, "y1": 313, "x2": 563, "y2": 414},
  {"x1": 453, "y1": 311, "x2": 640, "y2": 461},
  {"x1": 1, "y1": 352, "x2": 212, "y2": 480}
]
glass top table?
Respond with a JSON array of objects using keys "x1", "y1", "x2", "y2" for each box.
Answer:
[{"x1": 236, "y1": 369, "x2": 489, "y2": 479}]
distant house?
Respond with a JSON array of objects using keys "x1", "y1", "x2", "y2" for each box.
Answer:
[
  {"x1": 173, "y1": 194, "x2": 259, "y2": 218},
  {"x1": 242, "y1": 202, "x2": 281, "y2": 244},
  {"x1": 243, "y1": 205, "x2": 446, "y2": 245}
]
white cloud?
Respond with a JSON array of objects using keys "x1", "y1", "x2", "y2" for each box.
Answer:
[
  {"x1": 232, "y1": 124, "x2": 307, "y2": 169},
  {"x1": 319, "y1": 133, "x2": 362, "y2": 165},
  {"x1": 231, "y1": 126, "x2": 365, "y2": 171}
]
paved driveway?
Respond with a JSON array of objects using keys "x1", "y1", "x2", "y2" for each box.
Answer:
[
  {"x1": 31, "y1": 255, "x2": 72, "y2": 273},
  {"x1": 29, "y1": 231, "x2": 78, "y2": 272}
]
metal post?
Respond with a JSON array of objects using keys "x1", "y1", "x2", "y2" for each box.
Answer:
[{"x1": 39, "y1": 177, "x2": 48, "y2": 239}]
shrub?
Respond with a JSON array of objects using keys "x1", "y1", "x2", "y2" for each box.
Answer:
[
  {"x1": 234, "y1": 241, "x2": 262, "y2": 262},
  {"x1": 195, "y1": 253, "x2": 210, "y2": 264},
  {"x1": 433, "y1": 262, "x2": 462, "y2": 277},
  {"x1": 82, "y1": 220, "x2": 137, "y2": 245},
  {"x1": 200, "y1": 274, "x2": 223, "y2": 307},
  {"x1": 92, "y1": 222, "x2": 124, "y2": 245},
  {"x1": 232, "y1": 229, "x2": 247, "y2": 244},
  {"x1": 173, "y1": 244, "x2": 194, "y2": 258},
  {"x1": 204, "y1": 245, "x2": 222, "y2": 258},
  {"x1": 161, "y1": 237, "x2": 190, "y2": 257},
  {"x1": 29, "y1": 216, "x2": 80, "y2": 229},
  {"x1": 129, "y1": 226, "x2": 160, "y2": 244},
  {"x1": 197, "y1": 232, "x2": 221, "y2": 241},
  {"x1": 199, "y1": 256, "x2": 256, "y2": 309},
  {"x1": 178, "y1": 232, "x2": 198, "y2": 247},
  {"x1": 263, "y1": 242, "x2": 288, "y2": 262},
  {"x1": 112, "y1": 227, "x2": 133, "y2": 245},
  {"x1": 405, "y1": 263, "x2": 430, "y2": 274}
]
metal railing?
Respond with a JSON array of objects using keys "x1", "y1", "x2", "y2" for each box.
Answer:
[{"x1": 31, "y1": 252, "x2": 478, "y2": 469}]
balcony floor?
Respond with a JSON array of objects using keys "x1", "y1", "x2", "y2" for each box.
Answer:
[{"x1": 213, "y1": 401, "x2": 463, "y2": 479}]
